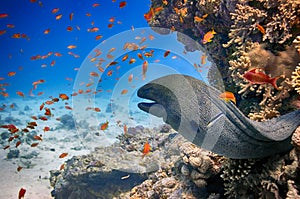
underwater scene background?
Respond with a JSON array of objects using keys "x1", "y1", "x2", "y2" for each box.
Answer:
[{"x1": 1, "y1": 0, "x2": 300, "y2": 198}]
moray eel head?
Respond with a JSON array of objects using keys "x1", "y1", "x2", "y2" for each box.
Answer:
[{"x1": 137, "y1": 79, "x2": 181, "y2": 130}]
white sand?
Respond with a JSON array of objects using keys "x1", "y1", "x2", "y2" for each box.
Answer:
[{"x1": 0, "y1": 96, "x2": 164, "y2": 198}]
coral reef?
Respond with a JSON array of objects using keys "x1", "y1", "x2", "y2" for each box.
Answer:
[{"x1": 147, "y1": 0, "x2": 300, "y2": 120}]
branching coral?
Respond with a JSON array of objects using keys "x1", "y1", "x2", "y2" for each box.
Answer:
[
  {"x1": 291, "y1": 63, "x2": 300, "y2": 94},
  {"x1": 223, "y1": 4, "x2": 267, "y2": 48}
]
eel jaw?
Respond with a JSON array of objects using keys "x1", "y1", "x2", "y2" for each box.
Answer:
[{"x1": 137, "y1": 82, "x2": 168, "y2": 119}]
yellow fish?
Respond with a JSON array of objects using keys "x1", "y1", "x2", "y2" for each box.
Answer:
[{"x1": 202, "y1": 29, "x2": 216, "y2": 44}]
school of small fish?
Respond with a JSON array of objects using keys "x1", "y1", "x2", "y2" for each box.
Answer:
[{"x1": 0, "y1": 0, "x2": 213, "y2": 196}]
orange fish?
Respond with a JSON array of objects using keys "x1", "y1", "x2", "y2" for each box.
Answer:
[
  {"x1": 11, "y1": 33, "x2": 21, "y2": 39},
  {"x1": 7, "y1": 24, "x2": 15, "y2": 28},
  {"x1": 66, "y1": 26, "x2": 73, "y2": 31},
  {"x1": 137, "y1": 53, "x2": 144, "y2": 60},
  {"x1": 51, "y1": 8, "x2": 59, "y2": 14},
  {"x1": 164, "y1": 50, "x2": 170, "y2": 57},
  {"x1": 67, "y1": 45, "x2": 76, "y2": 49},
  {"x1": 128, "y1": 74, "x2": 133, "y2": 83},
  {"x1": 142, "y1": 142, "x2": 151, "y2": 157},
  {"x1": 39, "y1": 103, "x2": 44, "y2": 111},
  {"x1": 87, "y1": 27, "x2": 99, "y2": 32},
  {"x1": 16, "y1": 91, "x2": 25, "y2": 97},
  {"x1": 243, "y1": 68, "x2": 279, "y2": 90},
  {"x1": 92, "y1": 3, "x2": 100, "y2": 7},
  {"x1": 194, "y1": 14, "x2": 208, "y2": 23},
  {"x1": 256, "y1": 24, "x2": 266, "y2": 35},
  {"x1": 65, "y1": 106, "x2": 72, "y2": 110},
  {"x1": 107, "y1": 70, "x2": 113, "y2": 76},
  {"x1": 202, "y1": 29, "x2": 216, "y2": 44},
  {"x1": 100, "y1": 121, "x2": 109, "y2": 130},
  {"x1": 16, "y1": 141, "x2": 22, "y2": 148},
  {"x1": 50, "y1": 60, "x2": 56, "y2": 67},
  {"x1": 59, "y1": 93, "x2": 69, "y2": 100},
  {"x1": 43, "y1": 126, "x2": 50, "y2": 132},
  {"x1": 142, "y1": 60, "x2": 148, "y2": 80},
  {"x1": 123, "y1": 124, "x2": 127, "y2": 135},
  {"x1": 119, "y1": 1, "x2": 126, "y2": 8},
  {"x1": 33, "y1": 135, "x2": 43, "y2": 141},
  {"x1": 8, "y1": 71, "x2": 16, "y2": 76},
  {"x1": 45, "y1": 100, "x2": 54, "y2": 105},
  {"x1": 219, "y1": 91, "x2": 236, "y2": 104},
  {"x1": 44, "y1": 107, "x2": 52, "y2": 116},
  {"x1": 94, "y1": 107, "x2": 101, "y2": 112},
  {"x1": 0, "y1": 30, "x2": 6, "y2": 36},
  {"x1": 122, "y1": 54, "x2": 129, "y2": 62},
  {"x1": 129, "y1": 58, "x2": 136, "y2": 64},
  {"x1": 60, "y1": 163, "x2": 65, "y2": 170},
  {"x1": 37, "y1": 92, "x2": 44, "y2": 96},
  {"x1": 107, "y1": 61, "x2": 118, "y2": 67},
  {"x1": 201, "y1": 54, "x2": 207, "y2": 65},
  {"x1": 59, "y1": 152, "x2": 68, "y2": 158},
  {"x1": 3, "y1": 145, "x2": 10, "y2": 150},
  {"x1": 39, "y1": 116, "x2": 48, "y2": 121},
  {"x1": 17, "y1": 166, "x2": 23, "y2": 172},
  {"x1": 90, "y1": 72, "x2": 99, "y2": 77},
  {"x1": 56, "y1": 14, "x2": 63, "y2": 20},
  {"x1": 18, "y1": 188, "x2": 26, "y2": 199},
  {"x1": 0, "y1": 13, "x2": 8, "y2": 18},
  {"x1": 121, "y1": 89, "x2": 128, "y2": 95},
  {"x1": 69, "y1": 12, "x2": 73, "y2": 21},
  {"x1": 44, "y1": 29, "x2": 50, "y2": 34},
  {"x1": 95, "y1": 35, "x2": 103, "y2": 40},
  {"x1": 31, "y1": 143, "x2": 39, "y2": 147}
]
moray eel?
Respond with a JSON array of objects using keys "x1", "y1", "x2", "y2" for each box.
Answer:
[{"x1": 137, "y1": 74, "x2": 300, "y2": 159}]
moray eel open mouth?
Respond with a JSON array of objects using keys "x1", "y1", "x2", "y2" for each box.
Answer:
[{"x1": 137, "y1": 74, "x2": 300, "y2": 159}]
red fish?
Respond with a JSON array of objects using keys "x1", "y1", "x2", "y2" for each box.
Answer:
[
  {"x1": 31, "y1": 143, "x2": 39, "y2": 147},
  {"x1": 59, "y1": 152, "x2": 68, "y2": 158},
  {"x1": 16, "y1": 91, "x2": 25, "y2": 97},
  {"x1": 18, "y1": 188, "x2": 26, "y2": 199},
  {"x1": 119, "y1": 1, "x2": 126, "y2": 8},
  {"x1": 100, "y1": 121, "x2": 109, "y2": 130},
  {"x1": 256, "y1": 24, "x2": 266, "y2": 35},
  {"x1": 243, "y1": 68, "x2": 279, "y2": 90},
  {"x1": 8, "y1": 71, "x2": 16, "y2": 76},
  {"x1": 0, "y1": 13, "x2": 8, "y2": 18},
  {"x1": 16, "y1": 141, "x2": 22, "y2": 148},
  {"x1": 43, "y1": 126, "x2": 50, "y2": 132},
  {"x1": 142, "y1": 142, "x2": 151, "y2": 158},
  {"x1": 164, "y1": 50, "x2": 170, "y2": 57}
]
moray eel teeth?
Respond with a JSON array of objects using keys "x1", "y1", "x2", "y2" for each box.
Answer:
[{"x1": 137, "y1": 74, "x2": 300, "y2": 159}]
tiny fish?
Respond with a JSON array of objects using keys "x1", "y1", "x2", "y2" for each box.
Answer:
[
  {"x1": 59, "y1": 93, "x2": 69, "y2": 100},
  {"x1": 31, "y1": 143, "x2": 39, "y2": 147},
  {"x1": 33, "y1": 135, "x2": 43, "y2": 141},
  {"x1": 59, "y1": 152, "x2": 68, "y2": 158},
  {"x1": 164, "y1": 50, "x2": 170, "y2": 57},
  {"x1": 43, "y1": 126, "x2": 50, "y2": 132},
  {"x1": 17, "y1": 166, "x2": 23, "y2": 172},
  {"x1": 121, "y1": 89, "x2": 128, "y2": 95},
  {"x1": 128, "y1": 74, "x2": 133, "y2": 83},
  {"x1": 18, "y1": 188, "x2": 26, "y2": 199},
  {"x1": 243, "y1": 68, "x2": 279, "y2": 90},
  {"x1": 202, "y1": 29, "x2": 216, "y2": 44},
  {"x1": 16, "y1": 91, "x2": 25, "y2": 97},
  {"x1": 51, "y1": 8, "x2": 59, "y2": 14},
  {"x1": 16, "y1": 141, "x2": 22, "y2": 148},
  {"x1": 100, "y1": 121, "x2": 109, "y2": 130},
  {"x1": 8, "y1": 71, "x2": 16, "y2": 76},
  {"x1": 256, "y1": 24, "x2": 266, "y2": 35},
  {"x1": 56, "y1": 14, "x2": 63, "y2": 20},
  {"x1": 123, "y1": 124, "x2": 127, "y2": 135},
  {"x1": 142, "y1": 60, "x2": 148, "y2": 80},
  {"x1": 142, "y1": 142, "x2": 151, "y2": 158},
  {"x1": 119, "y1": 1, "x2": 126, "y2": 8},
  {"x1": 219, "y1": 91, "x2": 236, "y2": 104},
  {"x1": 122, "y1": 54, "x2": 129, "y2": 61}
]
